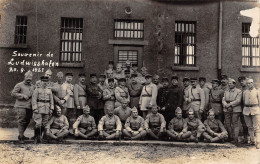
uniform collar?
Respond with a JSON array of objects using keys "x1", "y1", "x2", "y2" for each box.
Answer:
[{"x1": 229, "y1": 88, "x2": 236, "y2": 92}]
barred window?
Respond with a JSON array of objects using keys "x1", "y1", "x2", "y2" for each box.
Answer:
[
  {"x1": 15, "y1": 16, "x2": 27, "y2": 44},
  {"x1": 174, "y1": 21, "x2": 196, "y2": 66},
  {"x1": 118, "y1": 50, "x2": 138, "y2": 68},
  {"x1": 242, "y1": 23, "x2": 260, "y2": 67},
  {"x1": 114, "y1": 20, "x2": 144, "y2": 39},
  {"x1": 60, "y1": 18, "x2": 83, "y2": 63}
]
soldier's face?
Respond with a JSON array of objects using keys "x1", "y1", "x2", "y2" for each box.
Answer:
[
  {"x1": 221, "y1": 79, "x2": 228, "y2": 86},
  {"x1": 66, "y1": 76, "x2": 73, "y2": 83},
  {"x1": 151, "y1": 106, "x2": 158, "y2": 114},
  {"x1": 146, "y1": 77, "x2": 152, "y2": 84},
  {"x1": 107, "y1": 73, "x2": 113, "y2": 78},
  {"x1": 25, "y1": 77, "x2": 32, "y2": 84},
  {"x1": 57, "y1": 75, "x2": 63, "y2": 82},
  {"x1": 131, "y1": 77, "x2": 137, "y2": 83},
  {"x1": 132, "y1": 111, "x2": 138, "y2": 118},
  {"x1": 162, "y1": 81, "x2": 169, "y2": 87},
  {"x1": 228, "y1": 81, "x2": 235, "y2": 89},
  {"x1": 191, "y1": 81, "x2": 197, "y2": 87},
  {"x1": 108, "y1": 64, "x2": 114, "y2": 69},
  {"x1": 42, "y1": 81, "x2": 48, "y2": 87},
  {"x1": 79, "y1": 77, "x2": 85, "y2": 83},
  {"x1": 209, "y1": 113, "x2": 215, "y2": 120},
  {"x1": 56, "y1": 109, "x2": 62, "y2": 117},
  {"x1": 83, "y1": 108, "x2": 90, "y2": 116},
  {"x1": 240, "y1": 80, "x2": 247, "y2": 87},
  {"x1": 132, "y1": 66, "x2": 137, "y2": 71},
  {"x1": 45, "y1": 73, "x2": 52, "y2": 79},
  {"x1": 107, "y1": 108, "x2": 114, "y2": 116},
  {"x1": 116, "y1": 66, "x2": 122, "y2": 72},
  {"x1": 212, "y1": 82, "x2": 219, "y2": 88},
  {"x1": 247, "y1": 81, "x2": 254, "y2": 89},
  {"x1": 108, "y1": 81, "x2": 114, "y2": 88},
  {"x1": 141, "y1": 70, "x2": 147, "y2": 76},
  {"x1": 99, "y1": 77, "x2": 105, "y2": 83},
  {"x1": 90, "y1": 77, "x2": 97, "y2": 84},
  {"x1": 176, "y1": 112, "x2": 182, "y2": 119},
  {"x1": 199, "y1": 80, "x2": 205, "y2": 87},
  {"x1": 171, "y1": 79, "x2": 178, "y2": 86},
  {"x1": 125, "y1": 73, "x2": 130, "y2": 78},
  {"x1": 119, "y1": 81, "x2": 126, "y2": 86},
  {"x1": 183, "y1": 81, "x2": 190, "y2": 87},
  {"x1": 153, "y1": 77, "x2": 159, "y2": 84},
  {"x1": 122, "y1": 102, "x2": 128, "y2": 108},
  {"x1": 188, "y1": 113, "x2": 194, "y2": 119}
]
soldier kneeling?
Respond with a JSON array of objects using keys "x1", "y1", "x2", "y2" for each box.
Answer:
[
  {"x1": 182, "y1": 109, "x2": 205, "y2": 143},
  {"x1": 73, "y1": 105, "x2": 98, "y2": 139},
  {"x1": 45, "y1": 106, "x2": 69, "y2": 142},
  {"x1": 98, "y1": 105, "x2": 122, "y2": 140},
  {"x1": 166, "y1": 107, "x2": 186, "y2": 141},
  {"x1": 122, "y1": 107, "x2": 147, "y2": 140},
  {"x1": 145, "y1": 105, "x2": 166, "y2": 140},
  {"x1": 202, "y1": 109, "x2": 228, "y2": 143}
]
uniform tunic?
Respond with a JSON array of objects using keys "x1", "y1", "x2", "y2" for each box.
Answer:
[
  {"x1": 104, "y1": 78, "x2": 118, "y2": 89},
  {"x1": 103, "y1": 87, "x2": 115, "y2": 114},
  {"x1": 74, "y1": 83, "x2": 87, "y2": 109},
  {"x1": 73, "y1": 115, "x2": 96, "y2": 134},
  {"x1": 139, "y1": 83, "x2": 158, "y2": 111},
  {"x1": 209, "y1": 87, "x2": 224, "y2": 115},
  {"x1": 183, "y1": 118, "x2": 205, "y2": 135},
  {"x1": 128, "y1": 82, "x2": 143, "y2": 108},
  {"x1": 98, "y1": 115, "x2": 122, "y2": 134},
  {"x1": 222, "y1": 88, "x2": 242, "y2": 113},
  {"x1": 204, "y1": 118, "x2": 227, "y2": 134},
  {"x1": 115, "y1": 86, "x2": 130, "y2": 108},
  {"x1": 125, "y1": 116, "x2": 145, "y2": 131},
  {"x1": 187, "y1": 87, "x2": 205, "y2": 112},
  {"x1": 113, "y1": 71, "x2": 125, "y2": 80},
  {"x1": 168, "y1": 117, "x2": 185, "y2": 133},
  {"x1": 45, "y1": 115, "x2": 69, "y2": 134},
  {"x1": 243, "y1": 88, "x2": 260, "y2": 116},
  {"x1": 32, "y1": 87, "x2": 54, "y2": 114},
  {"x1": 114, "y1": 106, "x2": 132, "y2": 123},
  {"x1": 52, "y1": 82, "x2": 73, "y2": 108},
  {"x1": 144, "y1": 113, "x2": 166, "y2": 130},
  {"x1": 86, "y1": 83, "x2": 103, "y2": 110},
  {"x1": 183, "y1": 85, "x2": 192, "y2": 111}
]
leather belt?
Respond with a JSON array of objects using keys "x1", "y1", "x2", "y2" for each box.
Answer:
[
  {"x1": 211, "y1": 101, "x2": 221, "y2": 103},
  {"x1": 192, "y1": 99, "x2": 201, "y2": 101},
  {"x1": 142, "y1": 95, "x2": 152, "y2": 97},
  {"x1": 244, "y1": 104, "x2": 259, "y2": 107},
  {"x1": 37, "y1": 99, "x2": 50, "y2": 103}
]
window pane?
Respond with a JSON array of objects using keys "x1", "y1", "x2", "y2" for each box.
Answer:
[{"x1": 114, "y1": 20, "x2": 144, "y2": 39}]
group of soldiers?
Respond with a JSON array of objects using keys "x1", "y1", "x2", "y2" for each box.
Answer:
[{"x1": 11, "y1": 60, "x2": 260, "y2": 149}]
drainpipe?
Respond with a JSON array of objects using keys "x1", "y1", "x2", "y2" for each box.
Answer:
[{"x1": 217, "y1": 1, "x2": 223, "y2": 79}]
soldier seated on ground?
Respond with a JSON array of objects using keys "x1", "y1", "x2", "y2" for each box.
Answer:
[
  {"x1": 202, "y1": 109, "x2": 228, "y2": 143},
  {"x1": 144, "y1": 105, "x2": 166, "y2": 140},
  {"x1": 73, "y1": 105, "x2": 98, "y2": 139},
  {"x1": 166, "y1": 107, "x2": 186, "y2": 141},
  {"x1": 45, "y1": 106, "x2": 69, "y2": 142},
  {"x1": 122, "y1": 107, "x2": 147, "y2": 140},
  {"x1": 98, "y1": 106, "x2": 122, "y2": 140},
  {"x1": 181, "y1": 109, "x2": 205, "y2": 143}
]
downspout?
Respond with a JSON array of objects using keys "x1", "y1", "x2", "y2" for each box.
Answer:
[{"x1": 217, "y1": 1, "x2": 223, "y2": 79}]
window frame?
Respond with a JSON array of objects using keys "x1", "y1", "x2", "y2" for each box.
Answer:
[{"x1": 14, "y1": 16, "x2": 27, "y2": 45}]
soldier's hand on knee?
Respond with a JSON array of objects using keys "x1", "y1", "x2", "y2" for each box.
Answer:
[
  {"x1": 46, "y1": 129, "x2": 50, "y2": 135},
  {"x1": 74, "y1": 129, "x2": 79, "y2": 136},
  {"x1": 23, "y1": 95, "x2": 29, "y2": 100},
  {"x1": 115, "y1": 131, "x2": 120, "y2": 138},
  {"x1": 33, "y1": 109, "x2": 39, "y2": 113}
]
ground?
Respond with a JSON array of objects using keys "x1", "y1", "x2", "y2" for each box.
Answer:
[{"x1": 0, "y1": 128, "x2": 260, "y2": 164}]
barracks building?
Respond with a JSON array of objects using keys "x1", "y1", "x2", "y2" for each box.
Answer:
[{"x1": 0, "y1": 0, "x2": 259, "y2": 126}]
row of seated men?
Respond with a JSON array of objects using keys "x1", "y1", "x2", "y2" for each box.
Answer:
[{"x1": 44, "y1": 104, "x2": 227, "y2": 144}]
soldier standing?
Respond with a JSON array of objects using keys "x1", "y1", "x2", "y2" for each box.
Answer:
[
  {"x1": 209, "y1": 79, "x2": 224, "y2": 122},
  {"x1": 104, "y1": 61, "x2": 116, "y2": 75},
  {"x1": 104, "y1": 69, "x2": 118, "y2": 88},
  {"x1": 86, "y1": 73, "x2": 103, "y2": 125},
  {"x1": 103, "y1": 78, "x2": 116, "y2": 114},
  {"x1": 182, "y1": 77, "x2": 192, "y2": 118},
  {"x1": 139, "y1": 74, "x2": 158, "y2": 118},
  {"x1": 11, "y1": 70, "x2": 34, "y2": 143},
  {"x1": 243, "y1": 78, "x2": 260, "y2": 149},
  {"x1": 114, "y1": 63, "x2": 125, "y2": 81},
  {"x1": 202, "y1": 109, "x2": 228, "y2": 143},
  {"x1": 74, "y1": 73, "x2": 87, "y2": 117},
  {"x1": 153, "y1": 74, "x2": 163, "y2": 90},
  {"x1": 187, "y1": 78, "x2": 205, "y2": 120},
  {"x1": 220, "y1": 75, "x2": 229, "y2": 91},
  {"x1": 36, "y1": 69, "x2": 54, "y2": 88},
  {"x1": 199, "y1": 77, "x2": 210, "y2": 119},
  {"x1": 32, "y1": 76, "x2": 54, "y2": 143},
  {"x1": 122, "y1": 107, "x2": 147, "y2": 140},
  {"x1": 128, "y1": 73, "x2": 143, "y2": 109},
  {"x1": 73, "y1": 105, "x2": 98, "y2": 139},
  {"x1": 115, "y1": 78, "x2": 130, "y2": 108},
  {"x1": 222, "y1": 78, "x2": 242, "y2": 145},
  {"x1": 157, "y1": 77, "x2": 170, "y2": 119},
  {"x1": 130, "y1": 63, "x2": 142, "y2": 77},
  {"x1": 98, "y1": 74, "x2": 107, "y2": 91}
]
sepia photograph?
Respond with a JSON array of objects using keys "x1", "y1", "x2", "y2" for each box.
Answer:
[{"x1": 0, "y1": 0, "x2": 260, "y2": 163}]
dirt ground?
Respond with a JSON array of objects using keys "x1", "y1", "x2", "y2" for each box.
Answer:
[{"x1": 0, "y1": 143, "x2": 259, "y2": 164}]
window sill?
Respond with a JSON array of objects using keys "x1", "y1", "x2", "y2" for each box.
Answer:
[
  {"x1": 58, "y1": 63, "x2": 85, "y2": 68},
  {"x1": 240, "y1": 67, "x2": 260, "y2": 72},
  {"x1": 108, "y1": 39, "x2": 149, "y2": 46},
  {"x1": 172, "y1": 65, "x2": 199, "y2": 71},
  {"x1": 0, "y1": 44, "x2": 28, "y2": 49}
]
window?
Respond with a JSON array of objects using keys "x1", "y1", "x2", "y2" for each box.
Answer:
[
  {"x1": 60, "y1": 18, "x2": 83, "y2": 63},
  {"x1": 15, "y1": 16, "x2": 27, "y2": 44},
  {"x1": 174, "y1": 21, "x2": 196, "y2": 66},
  {"x1": 118, "y1": 50, "x2": 138, "y2": 68},
  {"x1": 114, "y1": 20, "x2": 144, "y2": 39},
  {"x1": 242, "y1": 23, "x2": 260, "y2": 67}
]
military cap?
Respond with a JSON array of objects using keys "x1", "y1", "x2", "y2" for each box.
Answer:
[
  {"x1": 199, "y1": 77, "x2": 206, "y2": 81},
  {"x1": 106, "y1": 69, "x2": 113, "y2": 74},
  {"x1": 238, "y1": 76, "x2": 246, "y2": 82},
  {"x1": 247, "y1": 78, "x2": 254, "y2": 83},
  {"x1": 99, "y1": 74, "x2": 106, "y2": 78},
  {"x1": 56, "y1": 72, "x2": 64, "y2": 78},
  {"x1": 132, "y1": 63, "x2": 138, "y2": 67},
  {"x1": 65, "y1": 73, "x2": 73, "y2": 77},
  {"x1": 118, "y1": 77, "x2": 126, "y2": 82},
  {"x1": 131, "y1": 106, "x2": 138, "y2": 112},
  {"x1": 153, "y1": 74, "x2": 160, "y2": 79},
  {"x1": 83, "y1": 105, "x2": 90, "y2": 110},
  {"x1": 131, "y1": 73, "x2": 138, "y2": 78},
  {"x1": 45, "y1": 68, "x2": 52, "y2": 76},
  {"x1": 161, "y1": 77, "x2": 169, "y2": 82},
  {"x1": 190, "y1": 77, "x2": 198, "y2": 81},
  {"x1": 24, "y1": 70, "x2": 33, "y2": 78},
  {"x1": 211, "y1": 79, "x2": 220, "y2": 84},
  {"x1": 90, "y1": 73, "x2": 97, "y2": 78},
  {"x1": 78, "y1": 73, "x2": 86, "y2": 77},
  {"x1": 171, "y1": 76, "x2": 178, "y2": 81},
  {"x1": 183, "y1": 77, "x2": 190, "y2": 82},
  {"x1": 55, "y1": 105, "x2": 62, "y2": 112},
  {"x1": 141, "y1": 67, "x2": 147, "y2": 72},
  {"x1": 188, "y1": 108, "x2": 195, "y2": 114},
  {"x1": 124, "y1": 69, "x2": 131, "y2": 74},
  {"x1": 145, "y1": 74, "x2": 152, "y2": 78},
  {"x1": 108, "y1": 61, "x2": 114, "y2": 65},
  {"x1": 108, "y1": 78, "x2": 114, "y2": 83},
  {"x1": 221, "y1": 75, "x2": 228, "y2": 80},
  {"x1": 116, "y1": 63, "x2": 123, "y2": 68},
  {"x1": 208, "y1": 109, "x2": 215, "y2": 115},
  {"x1": 41, "y1": 76, "x2": 49, "y2": 82},
  {"x1": 228, "y1": 78, "x2": 236, "y2": 84},
  {"x1": 175, "y1": 107, "x2": 182, "y2": 113}
]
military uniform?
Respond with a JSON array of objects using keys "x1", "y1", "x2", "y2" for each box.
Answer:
[
  {"x1": 11, "y1": 71, "x2": 34, "y2": 141},
  {"x1": 182, "y1": 117, "x2": 205, "y2": 141},
  {"x1": 74, "y1": 82, "x2": 87, "y2": 116},
  {"x1": 128, "y1": 81, "x2": 143, "y2": 108},
  {"x1": 187, "y1": 86, "x2": 205, "y2": 119},
  {"x1": 115, "y1": 86, "x2": 130, "y2": 108},
  {"x1": 183, "y1": 85, "x2": 192, "y2": 115},
  {"x1": 243, "y1": 86, "x2": 260, "y2": 147},
  {"x1": 105, "y1": 78, "x2": 118, "y2": 88},
  {"x1": 73, "y1": 114, "x2": 97, "y2": 138},
  {"x1": 98, "y1": 115, "x2": 122, "y2": 136},
  {"x1": 123, "y1": 115, "x2": 146, "y2": 139},
  {"x1": 114, "y1": 106, "x2": 132, "y2": 125},
  {"x1": 144, "y1": 113, "x2": 166, "y2": 139},
  {"x1": 167, "y1": 117, "x2": 185, "y2": 141},
  {"x1": 139, "y1": 83, "x2": 158, "y2": 112},
  {"x1": 103, "y1": 87, "x2": 115, "y2": 114},
  {"x1": 209, "y1": 87, "x2": 224, "y2": 122},
  {"x1": 45, "y1": 115, "x2": 69, "y2": 139},
  {"x1": 222, "y1": 86, "x2": 242, "y2": 142}
]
